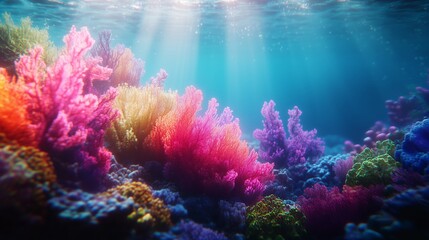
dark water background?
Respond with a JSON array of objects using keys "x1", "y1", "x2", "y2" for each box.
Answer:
[{"x1": 1, "y1": 0, "x2": 429, "y2": 142}]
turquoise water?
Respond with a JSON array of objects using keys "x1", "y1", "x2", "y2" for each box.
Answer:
[{"x1": 2, "y1": 0, "x2": 429, "y2": 141}]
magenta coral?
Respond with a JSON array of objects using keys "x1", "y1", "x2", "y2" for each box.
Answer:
[
  {"x1": 14, "y1": 26, "x2": 118, "y2": 190},
  {"x1": 150, "y1": 86, "x2": 274, "y2": 203},
  {"x1": 297, "y1": 183, "x2": 383, "y2": 238}
]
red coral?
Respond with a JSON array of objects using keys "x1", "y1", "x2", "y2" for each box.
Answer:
[
  {"x1": 149, "y1": 86, "x2": 273, "y2": 203},
  {"x1": 297, "y1": 183, "x2": 383, "y2": 238},
  {"x1": 14, "y1": 26, "x2": 118, "y2": 190}
]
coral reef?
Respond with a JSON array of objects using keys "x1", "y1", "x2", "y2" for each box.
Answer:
[
  {"x1": 395, "y1": 119, "x2": 429, "y2": 175},
  {"x1": 14, "y1": 26, "x2": 118, "y2": 190},
  {"x1": 246, "y1": 194, "x2": 307, "y2": 240},
  {"x1": 254, "y1": 102, "x2": 324, "y2": 167},
  {"x1": 149, "y1": 86, "x2": 274, "y2": 203},
  {"x1": 297, "y1": 183, "x2": 384, "y2": 238},
  {"x1": 0, "y1": 13, "x2": 57, "y2": 73},
  {"x1": 346, "y1": 140, "x2": 400, "y2": 187}
]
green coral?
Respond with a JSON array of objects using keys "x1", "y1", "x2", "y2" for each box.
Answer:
[
  {"x1": 0, "y1": 13, "x2": 57, "y2": 72},
  {"x1": 346, "y1": 140, "x2": 400, "y2": 187},
  {"x1": 246, "y1": 194, "x2": 307, "y2": 240}
]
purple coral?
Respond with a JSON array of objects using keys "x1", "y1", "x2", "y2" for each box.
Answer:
[{"x1": 254, "y1": 102, "x2": 324, "y2": 167}]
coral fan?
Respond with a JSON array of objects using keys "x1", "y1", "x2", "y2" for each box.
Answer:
[
  {"x1": 14, "y1": 26, "x2": 118, "y2": 190},
  {"x1": 246, "y1": 194, "x2": 307, "y2": 240},
  {"x1": 395, "y1": 119, "x2": 429, "y2": 175},
  {"x1": 106, "y1": 83, "x2": 176, "y2": 163},
  {"x1": 0, "y1": 68, "x2": 37, "y2": 146},
  {"x1": 254, "y1": 102, "x2": 324, "y2": 167},
  {"x1": 91, "y1": 30, "x2": 144, "y2": 92},
  {"x1": 149, "y1": 86, "x2": 274, "y2": 203},
  {"x1": 297, "y1": 183, "x2": 383, "y2": 238},
  {"x1": 0, "y1": 136, "x2": 56, "y2": 223},
  {"x1": 0, "y1": 13, "x2": 57, "y2": 73},
  {"x1": 346, "y1": 140, "x2": 400, "y2": 187}
]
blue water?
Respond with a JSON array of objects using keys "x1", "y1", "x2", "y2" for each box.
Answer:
[{"x1": 2, "y1": 0, "x2": 429, "y2": 141}]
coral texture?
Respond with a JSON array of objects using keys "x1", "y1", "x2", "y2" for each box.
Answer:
[
  {"x1": 14, "y1": 26, "x2": 118, "y2": 189},
  {"x1": 106, "y1": 83, "x2": 176, "y2": 163},
  {"x1": 105, "y1": 182, "x2": 172, "y2": 230},
  {"x1": 297, "y1": 183, "x2": 383, "y2": 238},
  {"x1": 0, "y1": 136, "x2": 56, "y2": 222},
  {"x1": 246, "y1": 194, "x2": 307, "y2": 240},
  {"x1": 346, "y1": 140, "x2": 400, "y2": 187},
  {"x1": 0, "y1": 68, "x2": 37, "y2": 146},
  {"x1": 149, "y1": 86, "x2": 274, "y2": 203},
  {"x1": 395, "y1": 119, "x2": 429, "y2": 175}
]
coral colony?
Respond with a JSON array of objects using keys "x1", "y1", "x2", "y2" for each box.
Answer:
[{"x1": 1, "y1": 15, "x2": 429, "y2": 240}]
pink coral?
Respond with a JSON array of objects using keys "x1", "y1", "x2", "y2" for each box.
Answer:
[
  {"x1": 14, "y1": 26, "x2": 118, "y2": 190},
  {"x1": 149, "y1": 86, "x2": 273, "y2": 203}
]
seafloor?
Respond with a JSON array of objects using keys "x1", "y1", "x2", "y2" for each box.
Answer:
[{"x1": 0, "y1": 12, "x2": 429, "y2": 240}]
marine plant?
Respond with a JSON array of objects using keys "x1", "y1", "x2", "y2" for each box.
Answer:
[
  {"x1": 254, "y1": 101, "x2": 324, "y2": 167},
  {"x1": 297, "y1": 183, "x2": 383, "y2": 238},
  {"x1": 106, "y1": 80, "x2": 176, "y2": 163},
  {"x1": 0, "y1": 13, "x2": 57, "y2": 73},
  {"x1": 148, "y1": 86, "x2": 274, "y2": 203},
  {"x1": 13, "y1": 26, "x2": 118, "y2": 190},
  {"x1": 0, "y1": 68, "x2": 37, "y2": 146},
  {"x1": 346, "y1": 140, "x2": 400, "y2": 187},
  {"x1": 395, "y1": 119, "x2": 429, "y2": 175},
  {"x1": 246, "y1": 194, "x2": 307, "y2": 240}
]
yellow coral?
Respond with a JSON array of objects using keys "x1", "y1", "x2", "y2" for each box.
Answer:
[
  {"x1": 106, "y1": 83, "x2": 177, "y2": 163},
  {"x1": 106, "y1": 182, "x2": 172, "y2": 230}
]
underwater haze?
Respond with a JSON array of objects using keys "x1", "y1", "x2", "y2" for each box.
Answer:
[{"x1": 3, "y1": 0, "x2": 429, "y2": 141}]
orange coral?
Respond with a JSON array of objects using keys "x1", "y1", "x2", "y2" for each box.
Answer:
[
  {"x1": 0, "y1": 68, "x2": 37, "y2": 146},
  {"x1": 105, "y1": 182, "x2": 172, "y2": 230}
]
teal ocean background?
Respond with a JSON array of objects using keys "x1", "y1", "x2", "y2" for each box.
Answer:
[{"x1": 2, "y1": 0, "x2": 429, "y2": 142}]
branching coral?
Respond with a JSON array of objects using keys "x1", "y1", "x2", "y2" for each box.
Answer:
[
  {"x1": 0, "y1": 68, "x2": 37, "y2": 146},
  {"x1": 0, "y1": 136, "x2": 56, "y2": 222},
  {"x1": 149, "y1": 86, "x2": 274, "y2": 203},
  {"x1": 91, "y1": 30, "x2": 144, "y2": 92},
  {"x1": 13, "y1": 26, "x2": 118, "y2": 190},
  {"x1": 254, "y1": 102, "x2": 324, "y2": 168},
  {"x1": 246, "y1": 194, "x2": 307, "y2": 240},
  {"x1": 0, "y1": 13, "x2": 57, "y2": 73},
  {"x1": 346, "y1": 140, "x2": 400, "y2": 187},
  {"x1": 106, "y1": 83, "x2": 176, "y2": 163}
]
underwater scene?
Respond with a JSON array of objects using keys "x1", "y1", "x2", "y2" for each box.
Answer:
[{"x1": 0, "y1": 0, "x2": 429, "y2": 239}]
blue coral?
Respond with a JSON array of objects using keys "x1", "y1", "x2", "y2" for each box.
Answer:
[
  {"x1": 395, "y1": 119, "x2": 429, "y2": 175},
  {"x1": 217, "y1": 200, "x2": 246, "y2": 232},
  {"x1": 153, "y1": 220, "x2": 228, "y2": 240},
  {"x1": 304, "y1": 154, "x2": 351, "y2": 188},
  {"x1": 153, "y1": 188, "x2": 188, "y2": 222}
]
